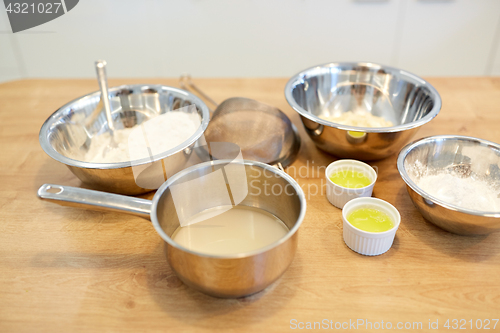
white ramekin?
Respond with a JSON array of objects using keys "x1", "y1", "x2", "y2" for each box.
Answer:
[
  {"x1": 325, "y1": 159, "x2": 377, "y2": 209},
  {"x1": 342, "y1": 197, "x2": 401, "y2": 256}
]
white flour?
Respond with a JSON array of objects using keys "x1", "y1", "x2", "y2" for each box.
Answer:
[
  {"x1": 320, "y1": 111, "x2": 393, "y2": 127},
  {"x1": 84, "y1": 111, "x2": 200, "y2": 163},
  {"x1": 415, "y1": 172, "x2": 500, "y2": 212}
]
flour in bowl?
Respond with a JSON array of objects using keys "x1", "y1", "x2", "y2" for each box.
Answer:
[
  {"x1": 84, "y1": 111, "x2": 201, "y2": 163},
  {"x1": 413, "y1": 167, "x2": 500, "y2": 212},
  {"x1": 320, "y1": 111, "x2": 393, "y2": 128}
]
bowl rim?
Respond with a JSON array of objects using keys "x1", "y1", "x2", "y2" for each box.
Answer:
[
  {"x1": 39, "y1": 84, "x2": 211, "y2": 169},
  {"x1": 150, "y1": 159, "x2": 307, "y2": 259},
  {"x1": 325, "y1": 159, "x2": 377, "y2": 190},
  {"x1": 284, "y1": 61, "x2": 442, "y2": 133},
  {"x1": 397, "y1": 134, "x2": 500, "y2": 217}
]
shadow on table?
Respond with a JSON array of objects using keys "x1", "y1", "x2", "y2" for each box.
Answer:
[
  {"x1": 29, "y1": 251, "x2": 154, "y2": 269},
  {"x1": 394, "y1": 186, "x2": 499, "y2": 262},
  {"x1": 146, "y1": 241, "x2": 302, "y2": 329},
  {"x1": 29, "y1": 240, "x2": 301, "y2": 329},
  {"x1": 33, "y1": 157, "x2": 156, "y2": 200},
  {"x1": 33, "y1": 157, "x2": 81, "y2": 190}
]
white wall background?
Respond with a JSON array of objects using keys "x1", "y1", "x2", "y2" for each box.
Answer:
[{"x1": 1, "y1": 0, "x2": 500, "y2": 82}]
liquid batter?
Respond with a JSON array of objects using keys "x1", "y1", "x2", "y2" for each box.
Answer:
[{"x1": 171, "y1": 206, "x2": 289, "y2": 255}]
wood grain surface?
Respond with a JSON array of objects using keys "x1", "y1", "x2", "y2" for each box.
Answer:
[{"x1": 1, "y1": 78, "x2": 499, "y2": 332}]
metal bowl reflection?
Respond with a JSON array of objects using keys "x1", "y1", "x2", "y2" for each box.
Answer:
[
  {"x1": 397, "y1": 135, "x2": 500, "y2": 235},
  {"x1": 285, "y1": 62, "x2": 441, "y2": 160}
]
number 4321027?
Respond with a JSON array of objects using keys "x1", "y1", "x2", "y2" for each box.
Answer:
[
  {"x1": 5, "y1": 2, "x2": 62, "y2": 14},
  {"x1": 444, "y1": 319, "x2": 498, "y2": 330}
]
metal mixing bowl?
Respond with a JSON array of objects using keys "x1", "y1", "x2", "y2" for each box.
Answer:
[
  {"x1": 397, "y1": 135, "x2": 500, "y2": 235},
  {"x1": 39, "y1": 84, "x2": 210, "y2": 195},
  {"x1": 285, "y1": 62, "x2": 442, "y2": 160}
]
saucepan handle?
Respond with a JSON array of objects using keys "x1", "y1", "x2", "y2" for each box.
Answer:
[{"x1": 37, "y1": 184, "x2": 152, "y2": 220}]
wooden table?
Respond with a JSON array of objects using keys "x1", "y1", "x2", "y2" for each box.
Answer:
[{"x1": 1, "y1": 78, "x2": 499, "y2": 332}]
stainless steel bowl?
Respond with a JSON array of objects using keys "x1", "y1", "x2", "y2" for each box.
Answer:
[
  {"x1": 285, "y1": 62, "x2": 442, "y2": 160},
  {"x1": 39, "y1": 84, "x2": 210, "y2": 195},
  {"x1": 397, "y1": 135, "x2": 500, "y2": 235},
  {"x1": 38, "y1": 159, "x2": 307, "y2": 298}
]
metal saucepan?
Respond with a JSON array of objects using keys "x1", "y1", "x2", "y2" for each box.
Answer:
[{"x1": 38, "y1": 159, "x2": 306, "y2": 298}]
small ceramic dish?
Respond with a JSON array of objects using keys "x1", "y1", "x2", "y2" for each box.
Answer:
[
  {"x1": 325, "y1": 159, "x2": 377, "y2": 208},
  {"x1": 342, "y1": 197, "x2": 401, "y2": 256}
]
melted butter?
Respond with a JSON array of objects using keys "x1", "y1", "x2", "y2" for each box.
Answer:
[
  {"x1": 329, "y1": 170, "x2": 372, "y2": 188},
  {"x1": 347, "y1": 207, "x2": 394, "y2": 232}
]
